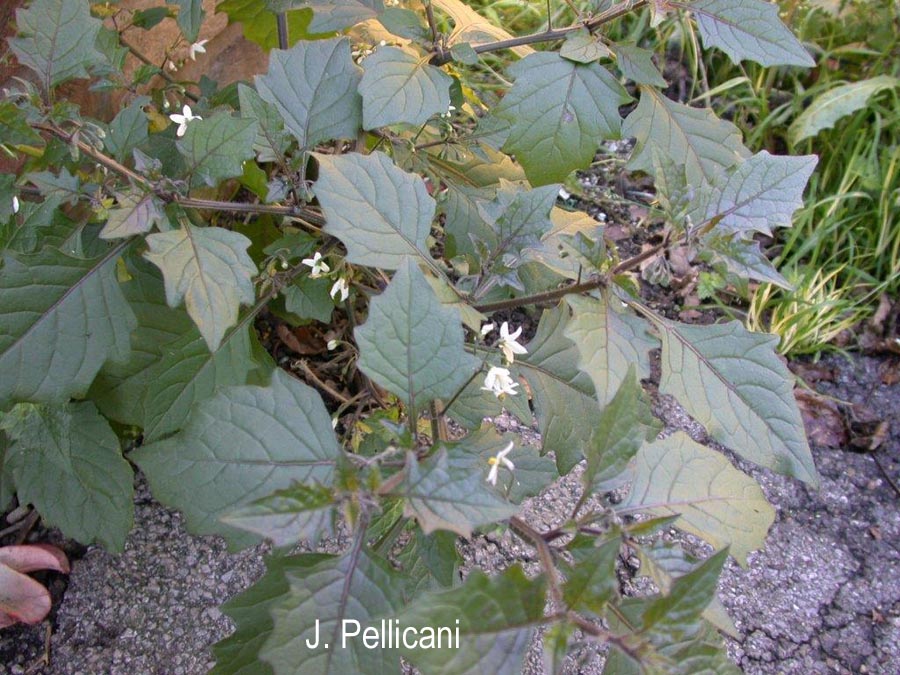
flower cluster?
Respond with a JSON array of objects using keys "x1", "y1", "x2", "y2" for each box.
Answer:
[
  {"x1": 486, "y1": 442, "x2": 514, "y2": 486},
  {"x1": 169, "y1": 105, "x2": 201, "y2": 137},
  {"x1": 302, "y1": 251, "x2": 350, "y2": 303}
]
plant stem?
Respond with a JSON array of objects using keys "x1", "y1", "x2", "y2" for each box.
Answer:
[
  {"x1": 509, "y1": 515, "x2": 563, "y2": 608},
  {"x1": 34, "y1": 122, "x2": 328, "y2": 227},
  {"x1": 473, "y1": 239, "x2": 668, "y2": 313},
  {"x1": 430, "y1": 0, "x2": 648, "y2": 65}
]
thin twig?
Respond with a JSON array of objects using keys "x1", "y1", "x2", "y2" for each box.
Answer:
[
  {"x1": 120, "y1": 37, "x2": 199, "y2": 103},
  {"x1": 295, "y1": 359, "x2": 351, "y2": 404},
  {"x1": 473, "y1": 237, "x2": 672, "y2": 313},
  {"x1": 509, "y1": 515, "x2": 563, "y2": 608}
]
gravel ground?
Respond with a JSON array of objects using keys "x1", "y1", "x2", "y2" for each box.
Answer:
[{"x1": 1, "y1": 353, "x2": 898, "y2": 674}]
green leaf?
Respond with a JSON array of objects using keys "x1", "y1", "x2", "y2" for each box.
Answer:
[
  {"x1": 494, "y1": 52, "x2": 629, "y2": 186},
  {"x1": 314, "y1": 151, "x2": 436, "y2": 269},
  {"x1": 359, "y1": 46, "x2": 453, "y2": 128},
  {"x1": 392, "y1": 449, "x2": 517, "y2": 538},
  {"x1": 701, "y1": 151, "x2": 818, "y2": 236},
  {"x1": 612, "y1": 43, "x2": 667, "y2": 87},
  {"x1": 261, "y1": 546, "x2": 406, "y2": 674},
  {"x1": 212, "y1": 554, "x2": 330, "y2": 675},
  {"x1": 141, "y1": 322, "x2": 264, "y2": 441},
  {"x1": 477, "y1": 180, "x2": 558, "y2": 264},
  {"x1": 395, "y1": 566, "x2": 547, "y2": 675},
  {"x1": 562, "y1": 537, "x2": 621, "y2": 613},
  {"x1": 702, "y1": 234, "x2": 791, "y2": 289},
  {"x1": 397, "y1": 529, "x2": 461, "y2": 592},
  {"x1": 657, "y1": 319, "x2": 818, "y2": 486},
  {"x1": 8, "y1": 0, "x2": 104, "y2": 90},
  {"x1": 219, "y1": 1, "x2": 322, "y2": 49},
  {"x1": 518, "y1": 304, "x2": 598, "y2": 474},
  {"x1": 304, "y1": 0, "x2": 383, "y2": 33},
  {"x1": 88, "y1": 256, "x2": 195, "y2": 426},
  {"x1": 355, "y1": 258, "x2": 480, "y2": 416},
  {"x1": 133, "y1": 369, "x2": 341, "y2": 549},
  {"x1": 104, "y1": 97, "x2": 150, "y2": 163},
  {"x1": 144, "y1": 224, "x2": 257, "y2": 352},
  {"x1": 560, "y1": 28, "x2": 612, "y2": 64},
  {"x1": 379, "y1": 8, "x2": 428, "y2": 40},
  {"x1": 621, "y1": 432, "x2": 776, "y2": 564},
  {"x1": 0, "y1": 101, "x2": 44, "y2": 148},
  {"x1": 0, "y1": 195, "x2": 65, "y2": 254},
  {"x1": 177, "y1": 112, "x2": 257, "y2": 188},
  {"x1": 168, "y1": 0, "x2": 204, "y2": 42},
  {"x1": 690, "y1": 0, "x2": 814, "y2": 68},
  {"x1": 26, "y1": 168, "x2": 80, "y2": 205},
  {"x1": 449, "y1": 42, "x2": 479, "y2": 65},
  {"x1": 583, "y1": 366, "x2": 661, "y2": 492},
  {"x1": 0, "y1": 245, "x2": 136, "y2": 407},
  {"x1": 282, "y1": 277, "x2": 334, "y2": 323},
  {"x1": 788, "y1": 75, "x2": 900, "y2": 144},
  {"x1": 238, "y1": 83, "x2": 292, "y2": 163},
  {"x1": 622, "y1": 87, "x2": 750, "y2": 188},
  {"x1": 642, "y1": 548, "x2": 729, "y2": 639},
  {"x1": 255, "y1": 38, "x2": 362, "y2": 150},
  {"x1": 222, "y1": 483, "x2": 336, "y2": 547},
  {"x1": 638, "y1": 541, "x2": 738, "y2": 637},
  {"x1": 564, "y1": 292, "x2": 658, "y2": 406},
  {"x1": 99, "y1": 191, "x2": 167, "y2": 240},
  {"x1": 0, "y1": 401, "x2": 133, "y2": 552},
  {"x1": 441, "y1": 183, "x2": 495, "y2": 258},
  {"x1": 445, "y1": 426, "x2": 557, "y2": 504}
]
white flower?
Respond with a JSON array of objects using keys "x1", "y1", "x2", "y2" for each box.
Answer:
[
  {"x1": 327, "y1": 339, "x2": 338, "y2": 351},
  {"x1": 169, "y1": 105, "x2": 201, "y2": 137},
  {"x1": 12, "y1": 196, "x2": 19, "y2": 214},
  {"x1": 558, "y1": 187, "x2": 571, "y2": 200},
  {"x1": 331, "y1": 417, "x2": 338, "y2": 429},
  {"x1": 480, "y1": 322, "x2": 495, "y2": 337},
  {"x1": 301, "y1": 251, "x2": 330, "y2": 278},
  {"x1": 481, "y1": 366, "x2": 518, "y2": 398},
  {"x1": 486, "y1": 441, "x2": 515, "y2": 486},
  {"x1": 498, "y1": 322, "x2": 527, "y2": 364},
  {"x1": 330, "y1": 277, "x2": 350, "y2": 302},
  {"x1": 189, "y1": 39, "x2": 209, "y2": 61}
]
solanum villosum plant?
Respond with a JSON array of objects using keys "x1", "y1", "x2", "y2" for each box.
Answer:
[{"x1": 0, "y1": 0, "x2": 820, "y2": 672}]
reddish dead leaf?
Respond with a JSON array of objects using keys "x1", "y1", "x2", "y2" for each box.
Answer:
[
  {"x1": 869, "y1": 293, "x2": 892, "y2": 333},
  {"x1": 0, "y1": 544, "x2": 69, "y2": 628},
  {"x1": 847, "y1": 404, "x2": 889, "y2": 452},
  {"x1": 879, "y1": 358, "x2": 900, "y2": 386},
  {"x1": 604, "y1": 223, "x2": 631, "y2": 241},
  {"x1": 276, "y1": 324, "x2": 326, "y2": 355},
  {"x1": 0, "y1": 544, "x2": 69, "y2": 574},
  {"x1": 668, "y1": 244, "x2": 693, "y2": 278},
  {"x1": 789, "y1": 361, "x2": 835, "y2": 383},
  {"x1": 795, "y1": 389, "x2": 848, "y2": 448},
  {"x1": 628, "y1": 204, "x2": 649, "y2": 222},
  {"x1": 869, "y1": 526, "x2": 882, "y2": 541},
  {"x1": 0, "y1": 565, "x2": 52, "y2": 627}
]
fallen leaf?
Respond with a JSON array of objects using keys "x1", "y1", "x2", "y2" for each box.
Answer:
[
  {"x1": 789, "y1": 361, "x2": 835, "y2": 383},
  {"x1": 879, "y1": 358, "x2": 900, "y2": 386},
  {"x1": 795, "y1": 389, "x2": 848, "y2": 448},
  {"x1": 276, "y1": 324, "x2": 326, "y2": 355}
]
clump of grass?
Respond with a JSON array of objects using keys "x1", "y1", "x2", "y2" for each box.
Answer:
[{"x1": 746, "y1": 266, "x2": 869, "y2": 356}]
